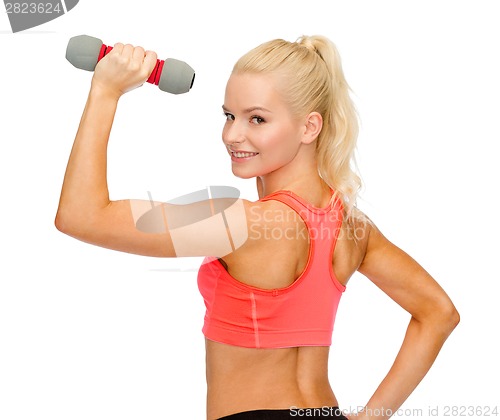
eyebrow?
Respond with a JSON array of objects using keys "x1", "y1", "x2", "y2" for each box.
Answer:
[{"x1": 222, "y1": 105, "x2": 272, "y2": 114}]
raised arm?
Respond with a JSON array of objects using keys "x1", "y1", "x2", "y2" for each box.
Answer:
[
  {"x1": 55, "y1": 43, "x2": 249, "y2": 258},
  {"x1": 352, "y1": 222, "x2": 460, "y2": 419}
]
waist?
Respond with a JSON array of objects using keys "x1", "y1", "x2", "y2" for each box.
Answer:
[
  {"x1": 218, "y1": 407, "x2": 348, "y2": 419},
  {"x1": 205, "y1": 339, "x2": 338, "y2": 419}
]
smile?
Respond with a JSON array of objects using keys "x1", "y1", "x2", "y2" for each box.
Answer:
[{"x1": 231, "y1": 151, "x2": 259, "y2": 158}]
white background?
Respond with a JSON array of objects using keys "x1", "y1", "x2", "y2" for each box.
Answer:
[{"x1": 1, "y1": 1, "x2": 499, "y2": 419}]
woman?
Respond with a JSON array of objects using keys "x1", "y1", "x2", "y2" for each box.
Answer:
[{"x1": 55, "y1": 35, "x2": 459, "y2": 419}]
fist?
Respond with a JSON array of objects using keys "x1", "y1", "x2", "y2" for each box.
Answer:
[{"x1": 92, "y1": 43, "x2": 158, "y2": 98}]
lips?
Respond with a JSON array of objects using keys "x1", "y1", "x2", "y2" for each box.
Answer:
[{"x1": 231, "y1": 151, "x2": 259, "y2": 158}]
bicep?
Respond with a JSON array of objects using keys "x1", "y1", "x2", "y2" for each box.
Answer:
[
  {"x1": 358, "y1": 224, "x2": 452, "y2": 320},
  {"x1": 87, "y1": 197, "x2": 249, "y2": 258},
  {"x1": 65, "y1": 199, "x2": 174, "y2": 257}
]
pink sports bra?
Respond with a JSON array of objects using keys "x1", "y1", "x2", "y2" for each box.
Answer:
[{"x1": 197, "y1": 189, "x2": 345, "y2": 349}]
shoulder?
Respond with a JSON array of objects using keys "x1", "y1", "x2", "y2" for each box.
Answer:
[
  {"x1": 327, "y1": 206, "x2": 372, "y2": 278},
  {"x1": 242, "y1": 198, "x2": 304, "y2": 241},
  {"x1": 343, "y1": 207, "x2": 373, "y2": 245}
]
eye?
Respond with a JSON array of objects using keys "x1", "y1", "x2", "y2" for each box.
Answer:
[
  {"x1": 250, "y1": 116, "x2": 265, "y2": 125},
  {"x1": 223, "y1": 112, "x2": 235, "y2": 121}
]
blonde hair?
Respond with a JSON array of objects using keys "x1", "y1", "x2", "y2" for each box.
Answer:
[{"x1": 232, "y1": 35, "x2": 361, "y2": 217}]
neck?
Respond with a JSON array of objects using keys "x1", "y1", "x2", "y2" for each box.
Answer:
[{"x1": 256, "y1": 147, "x2": 330, "y2": 206}]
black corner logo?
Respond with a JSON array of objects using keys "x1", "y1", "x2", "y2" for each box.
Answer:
[{"x1": 3, "y1": 1, "x2": 79, "y2": 33}]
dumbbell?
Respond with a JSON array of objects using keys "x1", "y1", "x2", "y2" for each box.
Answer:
[{"x1": 65, "y1": 34, "x2": 195, "y2": 94}]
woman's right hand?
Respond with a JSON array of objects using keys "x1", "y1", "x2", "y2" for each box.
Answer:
[{"x1": 91, "y1": 43, "x2": 158, "y2": 99}]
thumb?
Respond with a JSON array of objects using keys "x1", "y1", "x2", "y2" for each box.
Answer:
[{"x1": 144, "y1": 50, "x2": 158, "y2": 78}]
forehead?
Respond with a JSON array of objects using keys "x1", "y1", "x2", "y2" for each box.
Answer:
[{"x1": 224, "y1": 72, "x2": 285, "y2": 110}]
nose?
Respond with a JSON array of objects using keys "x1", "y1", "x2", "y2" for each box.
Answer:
[{"x1": 222, "y1": 120, "x2": 246, "y2": 147}]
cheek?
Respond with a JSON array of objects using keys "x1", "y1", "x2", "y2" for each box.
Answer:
[{"x1": 262, "y1": 128, "x2": 301, "y2": 157}]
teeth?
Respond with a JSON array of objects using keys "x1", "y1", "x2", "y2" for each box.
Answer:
[{"x1": 232, "y1": 152, "x2": 258, "y2": 158}]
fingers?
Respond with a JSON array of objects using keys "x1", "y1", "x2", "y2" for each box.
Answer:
[
  {"x1": 131, "y1": 44, "x2": 145, "y2": 64},
  {"x1": 115, "y1": 43, "x2": 158, "y2": 80},
  {"x1": 112, "y1": 42, "x2": 124, "y2": 54},
  {"x1": 94, "y1": 42, "x2": 158, "y2": 97},
  {"x1": 143, "y1": 50, "x2": 159, "y2": 75},
  {"x1": 130, "y1": 44, "x2": 144, "y2": 60},
  {"x1": 113, "y1": 43, "x2": 156, "y2": 65}
]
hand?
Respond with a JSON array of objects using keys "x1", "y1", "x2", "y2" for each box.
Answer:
[{"x1": 91, "y1": 43, "x2": 158, "y2": 99}]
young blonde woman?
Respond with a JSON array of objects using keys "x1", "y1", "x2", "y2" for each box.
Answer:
[{"x1": 55, "y1": 35, "x2": 459, "y2": 419}]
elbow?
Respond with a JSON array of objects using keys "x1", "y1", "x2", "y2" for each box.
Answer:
[
  {"x1": 54, "y1": 210, "x2": 69, "y2": 234},
  {"x1": 451, "y1": 306, "x2": 460, "y2": 331},
  {"x1": 426, "y1": 298, "x2": 460, "y2": 338},
  {"x1": 54, "y1": 213, "x2": 78, "y2": 238},
  {"x1": 413, "y1": 292, "x2": 460, "y2": 340},
  {"x1": 54, "y1": 207, "x2": 84, "y2": 237},
  {"x1": 441, "y1": 302, "x2": 460, "y2": 336}
]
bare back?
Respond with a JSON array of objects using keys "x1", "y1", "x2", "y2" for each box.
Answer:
[{"x1": 204, "y1": 195, "x2": 370, "y2": 419}]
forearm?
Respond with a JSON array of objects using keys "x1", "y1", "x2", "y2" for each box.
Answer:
[
  {"x1": 361, "y1": 315, "x2": 457, "y2": 419},
  {"x1": 56, "y1": 85, "x2": 119, "y2": 228}
]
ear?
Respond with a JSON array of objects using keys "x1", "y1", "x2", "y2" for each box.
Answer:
[{"x1": 301, "y1": 112, "x2": 323, "y2": 145}]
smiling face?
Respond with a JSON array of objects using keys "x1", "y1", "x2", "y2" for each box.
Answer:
[{"x1": 222, "y1": 72, "x2": 307, "y2": 179}]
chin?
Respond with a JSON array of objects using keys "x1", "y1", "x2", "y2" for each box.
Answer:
[
  {"x1": 230, "y1": 165, "x2": 256, "y2": 179},
  {"x1": 232, "y1": 170, "x2": 256, "y2": 180}
]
